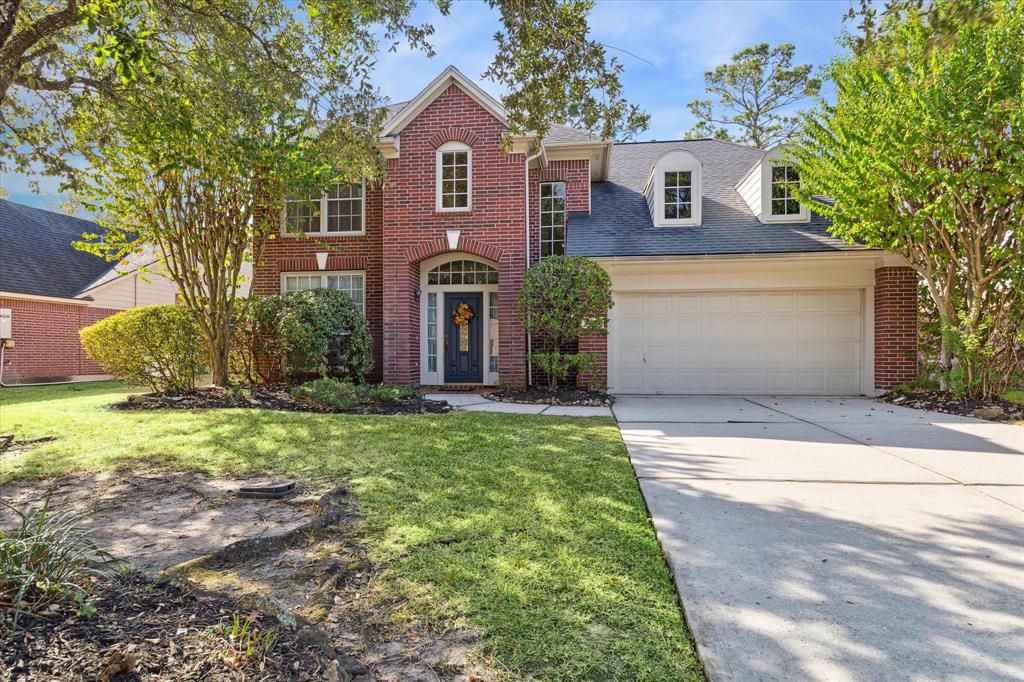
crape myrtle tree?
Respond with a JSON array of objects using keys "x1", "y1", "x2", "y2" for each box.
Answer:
[
  {"x1": 59, "y1": 0, "x2": 649, "y2": 387},
  {"x1": 792, "y1": 0, "x2": 1024, "y2": 397}
]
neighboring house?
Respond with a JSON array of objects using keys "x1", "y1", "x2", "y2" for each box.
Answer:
[
  {"x1": 253, "y1": 66, "x2": 917, "y2": 395},
  {"x1": 0, "y1": 200, "x2": 178, "y2": 383}
]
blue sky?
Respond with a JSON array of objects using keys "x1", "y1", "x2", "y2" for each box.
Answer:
[{"x1": 3, "y1": 0, "x2": 852, "y2": 210}]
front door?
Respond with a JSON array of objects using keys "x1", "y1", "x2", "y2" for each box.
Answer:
[{"x1": 444, "y1": 292, "x2": 483, "y2": 383}]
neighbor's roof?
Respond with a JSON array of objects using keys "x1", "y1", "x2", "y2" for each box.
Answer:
[
  {"x1": 0, "y1": 200, "x2": 114, "y2": 299},
  {"x1": 567, "y1": 139, "x2": 865, "y2": 258}
]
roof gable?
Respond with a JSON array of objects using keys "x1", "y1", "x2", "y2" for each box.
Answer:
[{"x1": 382, "y1": 65, "x2": 507, "y2": 137}]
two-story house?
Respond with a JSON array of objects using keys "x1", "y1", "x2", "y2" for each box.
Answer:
[{"x1": 252, "y1": 66, "x2": 918, "y2": 395}]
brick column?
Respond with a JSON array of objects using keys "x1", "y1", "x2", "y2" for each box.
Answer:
[
  {"x1": 382, "y1": 260, "x2": 419, "y2": 384},
  {"x1": 498, "y1": 250, "x2": 527, "y2": 388},
  {"x1": 577, "y1": 331, "x2": 608, "y2": 390},
  {"x1": 874, "y1": 266, "x2": 918, "y2": 391}
]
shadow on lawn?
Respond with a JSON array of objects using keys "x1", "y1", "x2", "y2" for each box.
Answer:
[{"x1": 7, "y1": 396, "x2": 702, "y2": 680}]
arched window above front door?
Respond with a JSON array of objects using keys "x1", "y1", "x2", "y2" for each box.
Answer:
[{"x1": 426, "y1": 260, "x2": 498, "y2": 285}]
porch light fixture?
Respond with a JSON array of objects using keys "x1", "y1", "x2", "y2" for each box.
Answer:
[
  {"x1": 446, "y1": 229, "x2": 460, "y2": 250},
  {"x1": 315, "y1": 252, "x2": 329, "y2": 270}
]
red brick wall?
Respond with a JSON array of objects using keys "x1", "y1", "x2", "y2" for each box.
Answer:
[
  {"x1": 576, "y1": 331, "x2": 608, "y2": 390},
  {"x1": 529, "y1": 159, "x2": 590, "y2": 262},
  {"x1": 381, "y1": 84, "x2": 531, "y2": 385},
  {"x1": 0, "y1": 297, "x2": 118, "y2": 383},
  {"x1": 874, "y1": 266, "x2": 919, "y2": 390},
  {"x1": 251, "y1": 184, "x2": 385, "y2": 382}
]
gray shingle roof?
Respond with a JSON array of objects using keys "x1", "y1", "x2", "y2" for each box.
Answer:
[
  {"x1": 0, "y1": 200, "x2": 113, "y2": 299},
  {"x1": 545, "y1": 124, "x2": 600, "y2": 143},
  {"x1": 567, "y1": 139, "x2": 866, "y2": 258}
]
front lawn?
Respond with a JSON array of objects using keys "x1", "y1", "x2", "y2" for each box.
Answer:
[{"x1": 0, "y1": 381, "x2": 699, "y2": 681}]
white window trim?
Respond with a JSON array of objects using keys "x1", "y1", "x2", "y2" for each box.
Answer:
[
  {"x1": 279, "y1": 270, "x2": 366, "y2": 313},
  {"x1": 646, "y1": 150, "x2": 702, "y2": 228},
  {"x1": 539, "y1": 181, "x2": 567, "y2": 257},
  {"x1": 435, "y1": 141, "x2": 472, "y2": 212},
  {"x1": 419, "y1": 253, "x2": 499, "y2": 386},
  {"x1": 281, "y1": 179, "x2": 367, "y2": 236},
  {"x1": 759, "y1": 149, "x2": 810, "y2": 224}
]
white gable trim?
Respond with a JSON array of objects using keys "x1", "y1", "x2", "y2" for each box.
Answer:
[{"x1": 382, "y1": 65, "x2": 508, "y2": 137}]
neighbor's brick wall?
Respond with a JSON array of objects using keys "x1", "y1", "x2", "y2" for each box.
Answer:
[
  {"x1": 381, "y1": 84, "x2": 532, "y2": 385},
  {"x1": 874, "y1": 266, "x2": 918, "y2": 390},
  {"x1": 251, "y1": 184, "x2": 385, "y2": 382},
  {"x1": 0, "y1": 297, "x2": 118, "y2": 383}
]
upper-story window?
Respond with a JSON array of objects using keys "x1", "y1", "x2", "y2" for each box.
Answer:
[
  {"x1": 436, "y1": 141, "x2": 471, "y2": 211},
  {"x1": 770, "y1": 164, "x2": 801, "y2": 216},
  {"x1": 663, "y1": 171, "x2": 692, "y2": 220},
  {"x1": 645, "y1": 149, "x2": 702, "y2": 227},
  {"x1": 540, "y1": 182, "x2": 566, "y2": 257},
  {"x1": 284, "y1": 181, "x2": 364, "y2": 235}
]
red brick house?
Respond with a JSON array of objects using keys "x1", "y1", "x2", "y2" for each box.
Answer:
[
  {"x1": 252, "y1": 66, "x2": 917, "y2": 395},
  {"x1": 0, "y1": 200, "x2": 178, "y2": 384}
]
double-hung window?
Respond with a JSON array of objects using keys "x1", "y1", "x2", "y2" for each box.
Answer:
[
  {"x1": 284, "y1": 181, "x2": 364, "y2": 234},
  {"x1": 436, "y1": 142, "x2": 471, "y2": 211},
  {"x1": 663, "y1": 171, "x2": 692, "y2": 220},
  {"x1": 539, "y1": 182, "x2": 566, "y2": 257},
  {"x1": 770, "y1": 164, "x2": 801, "y2": 216},
  {"x1": 282, "y1": 271, "x2": 365, "y2": 314}
]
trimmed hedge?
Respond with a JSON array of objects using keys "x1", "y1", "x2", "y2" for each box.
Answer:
[
  {"x1": 233, "y1": 289, "x2": 373, "y2": 383},
  {"x1": 80, "y1": 305, "x2": 205, "y2": 393}
]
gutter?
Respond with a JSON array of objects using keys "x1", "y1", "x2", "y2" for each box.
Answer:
[{"x1": 524, "y1": 143, "x2": 545, "y2": 388}]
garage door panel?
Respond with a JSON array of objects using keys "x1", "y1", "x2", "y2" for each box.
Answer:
[{"x1": 611, "y1": 289, "x2": 865, "y2": 395}]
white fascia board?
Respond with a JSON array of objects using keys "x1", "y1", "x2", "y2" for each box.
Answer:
[{"x1": 382, "y1": 65, "x2": 508, "y2": 136}]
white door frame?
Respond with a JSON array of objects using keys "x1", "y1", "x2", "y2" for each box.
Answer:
[{"x1": 419, "y1": 253, "x2": 500, "y2": 386}]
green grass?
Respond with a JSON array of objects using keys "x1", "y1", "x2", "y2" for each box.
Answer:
[
  {"x1": 1001, "y1": 389, "x2": 1024, "y2": 405},
  {"x1": 0, "y1": 381, "x2": 699, "y2": 681}
]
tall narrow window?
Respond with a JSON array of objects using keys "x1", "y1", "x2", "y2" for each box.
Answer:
[
  {"x1": 770, "y1": 164, "x2": 801, "y2": 216},
  {"x1": 663, "y1": 171, "x2": 692, "y2": 220},
  {"x1": 488, "y1": 291, "x2": 499, "y2": 374},
  {"x1": 436, "y1": 142, "x2": 471, "y2": 211},
  {"x1": 427, "y1": 292, "x2": 438, "y2": 373},
  {"x1": 539, "y1": 182, "x2": 566, "y2": 257}
]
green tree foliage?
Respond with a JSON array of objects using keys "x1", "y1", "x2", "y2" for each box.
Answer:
[
  {"x1": 2, "y1": 0, "x2": 646, "y2": 184},
  {"x1": 517, "y1": 256, "x2": 613, "y2": 390},
  {"x1": 70, "y1": 1, "x2": 394, "y2": 386},
  {"x1": 793, "y1": 0, "x2": 1024, "y2": 397},
  {"x1": 79, "y1": 305, "x2": 205, "y2": 393},
  {"x1": 235, "y1": 289, "x2": 373, "y2": 385},
  {"x1": 687, "y1": 43, "x2": 820, "y2": 148}
]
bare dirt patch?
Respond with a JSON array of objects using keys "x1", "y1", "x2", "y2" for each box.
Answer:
[{"x1": 1, "y1": 470, "x2": 501, "y2": 681}]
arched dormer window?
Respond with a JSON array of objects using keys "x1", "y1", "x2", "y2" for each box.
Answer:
[
  {"x1": 644, "y1": 150, "x2": 702, "y2": 227},
  {"x1": 737, "y1": 147, "x2": 810, "y2": 224},
  {"x1": 436, "y1": 141, "x2": 472, "y2": 212}
]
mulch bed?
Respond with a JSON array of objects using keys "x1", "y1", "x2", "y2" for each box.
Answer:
[
  {"x1": 879, "y1": 390, "x2": 1024, "y2": 422},
  {"x1": 0, "y1": 572, "x2": 358, "y2": 681},
  {"x1": 483, "y1": 386, "x2": 613, "y2": 407},
  {"x1": 111, "y1": 385, "x2": 450, "y2": 415}
]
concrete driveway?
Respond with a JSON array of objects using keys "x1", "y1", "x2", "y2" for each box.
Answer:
[{"x1": 615, "y1": 396, "x2": 1024, "y2": 681}]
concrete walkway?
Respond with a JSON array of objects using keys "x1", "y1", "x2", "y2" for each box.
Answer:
[
  {"x1": 615, "y1": 395, "x2": 1024, "y2": 681},
  {"x1": 425, "y1": 392, "x2": 612, "y2": 417}
]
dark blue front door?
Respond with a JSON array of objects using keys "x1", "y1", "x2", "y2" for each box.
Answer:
[{"x1": 444, "y1": 292, "x2": 483, "y2": 383}]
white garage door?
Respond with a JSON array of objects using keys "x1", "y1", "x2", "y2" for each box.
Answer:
[{"x1": 610, "y1": 289, "x2": 865, "y2": 395}]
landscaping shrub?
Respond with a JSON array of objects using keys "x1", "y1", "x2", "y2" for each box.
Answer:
[
  {"x1": 234, "y1": 289, "x2": 372, "y2": 384},
  {"x1": 0, "y1": 495, "x2": 119, "y2": 627},
  {"x1": 291, "y1": 379, "x2": 415, "y2": 409},
  {"x1": 290, "y1": 378, "x2": 362, "y2": 409},
  {"x1": 516, "y1": 256, "x2": 613, "y2": 389},
  {"x1": 80, "y1": 305, "x2": 205, "y2": 393}
]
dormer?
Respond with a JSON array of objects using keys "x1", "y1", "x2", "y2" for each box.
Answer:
[
  {"x1": 736, "y1": 146, "x2": 810, "y2": 224},
  {"x1": 643, "y1": 150, "x2": 703, "y2": 227}
]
